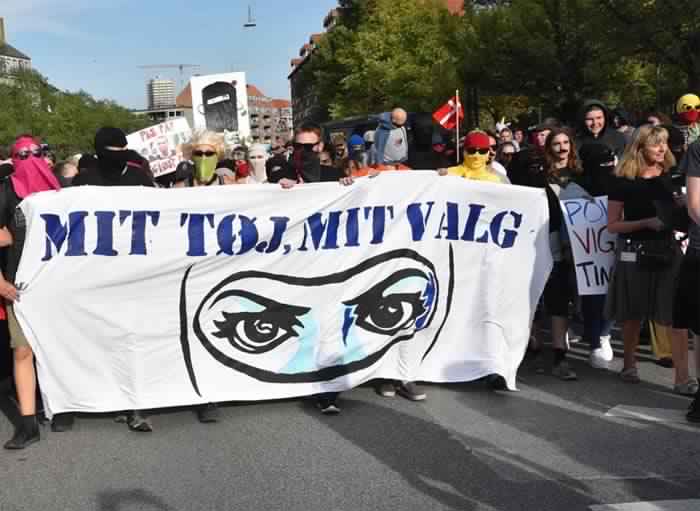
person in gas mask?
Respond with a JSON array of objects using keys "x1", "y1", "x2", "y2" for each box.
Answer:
[{"x1": 72, "y1": 128, "x2": 154, "y2": 187}]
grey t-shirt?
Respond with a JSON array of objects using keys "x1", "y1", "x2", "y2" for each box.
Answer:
[
  {"x1": 681, "y1": 141, "x2": 700, "y2": 250},
  {"x1": 382, "y1": 126, "x2": 408, "y2": 164}
]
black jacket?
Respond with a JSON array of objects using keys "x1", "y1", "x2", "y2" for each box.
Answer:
[{"x1": 575, "y1": 99, "x2": 627, "y2": 157}]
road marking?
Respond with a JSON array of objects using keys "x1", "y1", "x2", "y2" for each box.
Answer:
[
  {"x1": 590, "y1": 500, "x2": 700, "y2": 510},
  {"x1": 604, "y1": 406, "x2": 688, "y2": 423}
]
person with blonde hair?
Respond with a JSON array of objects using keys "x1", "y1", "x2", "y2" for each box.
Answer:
[
  {"x1": 606, "y1": 125, "x2": 696, "y2": 394},
  {"x1": 182, "y1": 130, "x2": 225, "y2": 187}
]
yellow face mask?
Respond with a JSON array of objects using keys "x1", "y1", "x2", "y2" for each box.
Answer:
[
  {"x1": 463, "y1": 151, "x2": 489, "y2": 173},
  {"x1": 676, "y1": 93, "x2": 700, "y2": 124}
]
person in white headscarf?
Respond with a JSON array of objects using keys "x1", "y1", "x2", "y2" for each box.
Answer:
[{"x1": 247, "y1": 143, "x2": 270, "y2": 183}]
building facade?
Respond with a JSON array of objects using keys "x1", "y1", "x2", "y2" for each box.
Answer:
[
  {"x1": 147, "y1": 78, "x2": 176, "y2": 110},
  {"x1": 0, "y1": 18, "x2": 31, "y2": 78}
]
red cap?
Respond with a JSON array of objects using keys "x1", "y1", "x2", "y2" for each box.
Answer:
[{"x1": 464, "y1": 131, "x2": 490, "y2": 150}]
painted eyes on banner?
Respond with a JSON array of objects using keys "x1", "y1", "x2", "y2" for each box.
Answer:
[
  {"x1": 344, "y1": 269, "x2": 434, "y2": 337},
  {"x1": 210, "y1": 291, "x2": 309, "y2": 355}
]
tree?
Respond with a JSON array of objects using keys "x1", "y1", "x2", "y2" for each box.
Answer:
[
  {"x1": 314, "y1": 0, "x2": 462, "y2": 118},
  {"x1": 0, "y1": 70, "x2": 149, "y2": 157},
  {"x1": 599, "y1": 0, "x2": 700, "y2": 91}
]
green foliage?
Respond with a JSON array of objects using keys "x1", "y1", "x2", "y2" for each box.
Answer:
[
  {"x1": 0, "y1": 70, "x2": 149, "y2": 158},
  {"x1": 314, "y1": 0, "x2": 462, "y2": 119},
  {"x1": 304, "y1": 0, "x2": 699, "y2": 124}
]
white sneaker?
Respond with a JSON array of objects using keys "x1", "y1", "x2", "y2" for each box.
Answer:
[
  {"x1": 599, "y1": 335, "x2": 614, "y2": 361},
  {"x1": 590, "y1": 348, "x2": 610, "y2": 369}
]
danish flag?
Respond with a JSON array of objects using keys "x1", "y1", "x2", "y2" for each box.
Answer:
[{"x1": 433, "y1": 96, "x2": 464, "y2": 130}]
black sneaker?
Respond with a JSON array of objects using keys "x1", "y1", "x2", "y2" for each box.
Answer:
[
  {"x1": 51, "y1": 413, "x2": 75, "y2": 432},
  {"x1": 486, "y1": 374, "x2": 507, "y2": 390},
  {"x1": 396, "y1": 382, "x2": 427, "y2": 401},
  {"x1": 196, "y1": 403, "x2": 220, "y2": 423},
  {"x1": 687, "y1": 396, "x2": 700, "y2": 423},
  {"x1": 4, "y1": 416, "x2": 40, "y2": 450},
  {"x1": 126, "y1": 411, "x2": 153, "y2": 432}
]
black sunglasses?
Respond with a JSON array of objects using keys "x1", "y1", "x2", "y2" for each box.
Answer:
[
  {"x1": 16, "y1": 148, "x2": 43, "y2": 160},
  {"x1": 192, "y1": 150, "x2": 217, "y2": 157},
  {"x1": 466, "y1": 148, "x2": 489, "y2": 155},
  {"x1": 294, "y1": 142, "x2": 317, "y2": 150},
  {"x1": 683, "y1": 105, "x2": 700, "y2": 111}
]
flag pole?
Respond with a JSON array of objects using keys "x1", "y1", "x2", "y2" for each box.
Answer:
[{"x1": 455, "y1": 89, "x2": 460, "y2": 164}]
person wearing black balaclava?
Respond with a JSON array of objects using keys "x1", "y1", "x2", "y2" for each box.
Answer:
[
  {"x1": 67, "y1": 127, "x2": 154, "y2": 434},
  {"x1": 274, "y1": 122, "x2": 323, "y2": 188},
  {"x1": 72, "y1": 127, "x2": 154, "y2": 187}
]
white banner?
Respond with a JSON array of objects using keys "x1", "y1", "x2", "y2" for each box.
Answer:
[
  {"x1": 126, "y1": 118, "x2": 192, "y2": 177},
  {"x1": 15, "y1": 174, "x2": 552, "y2": 417},
  {"x1": 560, "y1": 196, "x2": 617, "y2": 295}
]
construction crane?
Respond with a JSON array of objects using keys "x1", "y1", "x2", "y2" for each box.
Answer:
[{"x1": 137, "y1": 64, "x2": 201, "y2": 89}]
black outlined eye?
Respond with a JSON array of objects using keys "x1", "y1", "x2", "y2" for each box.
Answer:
[
  {"x1": 344, "y1": 269, "x2": 431, "y2": 337},
  {"x1": 210, "y1": 291, "x2": 310, "y2": 354}
]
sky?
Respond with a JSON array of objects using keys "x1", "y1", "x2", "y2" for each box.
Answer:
[{"x1": 3, "y1": 0, "x2": 338, "y2": 109}]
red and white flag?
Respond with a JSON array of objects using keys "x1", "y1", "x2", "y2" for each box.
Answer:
[{"x1": 433, "y1": 96, "x2": 464, "y2": 130}]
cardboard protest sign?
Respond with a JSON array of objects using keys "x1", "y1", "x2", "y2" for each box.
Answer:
[
  {"x1": 561, "y1": 196, "x2": 617, "y2": 295},
  {"x1": 127, "y1": 118, "x2": 192, "y2": 177}
]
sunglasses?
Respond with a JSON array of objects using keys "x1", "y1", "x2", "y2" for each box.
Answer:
[
  {"x1": 294, "y1": 142, "x2": 317, "y2": 151},
  {"x1": 466, "y1": 148, "x2": 489, "y2": 155},
  {"x1": 490, "y1": 145, "x2": 498, "y2": 150},
  {"x1": 682, "y1": 105, "x2": 700, "y2": 111},
  {"x1": 15, "y1": 148, "x2": 43, "y2": 160},
  {"x1": 192, "y1": 150, "x2": 217, "y2": 157}
]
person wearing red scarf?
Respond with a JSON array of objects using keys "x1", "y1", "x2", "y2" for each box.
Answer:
[{"x1": 1, "y1": 135, "x2": 60, "y2": 450}]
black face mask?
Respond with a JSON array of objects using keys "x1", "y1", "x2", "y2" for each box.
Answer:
[
  {"x1": 293, "y1": 147, "x2": 321, "y2": 183},
  {"x1": 98, "y1": 148, "x2": 131, "y2": 174}
]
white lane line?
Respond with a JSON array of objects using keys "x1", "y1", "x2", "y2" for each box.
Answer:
[
  {"x1": 590, "y1": 500, "x2": 700, "y2": 510},
  {"x1": 604, "y1": 405, "x2": 689, "y2": 423}
]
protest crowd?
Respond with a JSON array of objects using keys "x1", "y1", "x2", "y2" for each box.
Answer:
[{"x1": 2, "y1": 91, "x2": 700, "y2": 451}]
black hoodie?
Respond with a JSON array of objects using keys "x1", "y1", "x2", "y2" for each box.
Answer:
[{"x1": 575, "y1": 99, "x2": 627, "y2": 158}]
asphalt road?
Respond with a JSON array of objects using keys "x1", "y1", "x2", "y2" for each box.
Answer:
[{"x1": 1, "y1": 347, "x2": 699, "y2": 511}]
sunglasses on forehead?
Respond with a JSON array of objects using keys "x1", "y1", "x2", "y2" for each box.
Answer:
[
  {"x1": 466, "y1": 147, "x2": 489, "y2": 155},
  {"x1": 192, "y1": 150, "x2": 217, "y2": 157},
  {"x1": 15, "y1": 148, "x2": 43, "y2": 160}
]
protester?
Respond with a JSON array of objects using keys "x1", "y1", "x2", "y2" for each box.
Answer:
[
  {"x1": 513, "y1": 127, "x2": 525, "y2": 149},
  {"x1": 644, "y1": 111, "x2": 672, "y2": 127},
  {"x1": 674, "y1": 93, "x2": 700, "y2": 148},
  {"x1": 485, "y1": 130, "x2": 508, "y2": 179},
  {"x1": 247, "y1": 143, "x2": 269, "y2": 183},
  {"x1": 612, "y1": 108, "x2": 635, "y2": 144},
  {"x1": 266, "y1": 144, "x2": 290, "y2": 183},
  {"x1": 438, "y1": 130, "x2": 509, "y2": 184},
  {"x1": 53, "y1": 161, "x2": 79, "y2": 187},
  {"x1": 272, "y1": 122, "x2": 324, "y2": 188},
  {"x1": 372, "y1": 108, "x2": 411, "y2": 170},
  {"x1": 495, "y1": 141, "x2": 517, "y2": 169},
  {"x1": 1, "y1": 134, "x2": 61, "y2": 449},
  {"x1": 363, "y1": 130, "x2": 376, "y2": 166},
  {"x1": 508, "y1": 121, "x2": 555, "y2": 187},
  {"x1": 673, "y1": 140, "x2": 700, "y2": 421},
  {"x1": 172, "y1": 160, "x2": 194, "y2": 188},
  {"x1": 538, "y1": 128, "x2": 592, "y2": 379},
  {"x1": 606, "y1": 125, "x2": 696, "y2": 392},
  {"x1": 69, "y1": 128, "x2": 158, "y2": 431},
  {"x1": 575, "y1": 99, "x2": 627, "y2": 157}
]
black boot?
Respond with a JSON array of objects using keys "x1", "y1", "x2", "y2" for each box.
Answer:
[
  {"x1": 196, "y1": 403, "x2": 220, "y2": 423},
  {"x1": 4, "y1": 415, "x2": 40, "y2": 450},
  {"x1": 51, "y1": 412, "x2": 75, "y2": 432}
]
